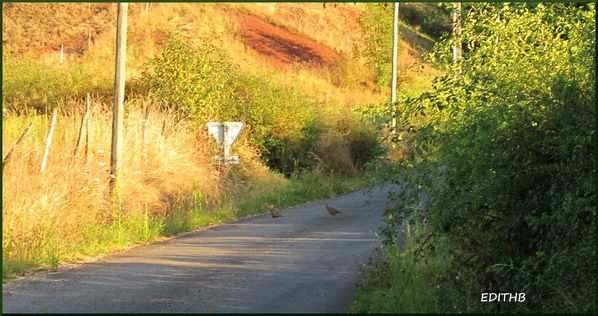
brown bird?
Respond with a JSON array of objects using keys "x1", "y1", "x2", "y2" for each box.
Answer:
[
  {"x1": 325, "y1": 203, "x2": 342, "y2": 216},
  {"x1": 267, "y1": 204, "x2": 283, "y2": 218}
]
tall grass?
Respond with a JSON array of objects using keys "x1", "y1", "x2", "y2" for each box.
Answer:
[
  {"x1": 351, "y1": 225, "x2": 447, "y2": 313},
  {"x1": 2, "y1": 98, "x2": 383, "y2": 280},
  {"x1": 2, "y1": 100, "x2": 218, "y2": 277}
]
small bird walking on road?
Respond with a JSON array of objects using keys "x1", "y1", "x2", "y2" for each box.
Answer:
[
  {"x1": 325, "y1": 203, "x2": 342, "y2": 216},
  {"x1": 267, "y1": 204, "x2": 283, "y2": 218}
]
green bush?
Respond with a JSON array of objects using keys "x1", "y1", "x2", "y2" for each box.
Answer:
[
  {"x1": 352, "y1": 226, "x2": 446, "y2": 313},
  {"x1": 359, "y1": 3, "x2": 395, "y2": 90},
  {"x1": 387, "y1": 3, "x2": 595, "y2": 312},
  {"x1": 141, "y1": 35, "x2": 238, "y2": 123},
  {"x1": 141, "y1": 35, "x2": 382, "y2": 175}
]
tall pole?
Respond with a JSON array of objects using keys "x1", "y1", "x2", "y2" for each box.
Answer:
[
  {"x1": 452, "y1": 3, "x2": 463, "y2": 66},
  {"x1": 390, "y1": 2, "x2": 399, "y2": 134},
  {"x1": 110, "y1": 3, "x2": 128, "y2": 193}
]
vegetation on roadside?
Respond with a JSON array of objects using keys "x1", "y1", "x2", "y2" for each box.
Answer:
[
  {"x1": 353, "y1": 2, "x2": 595, "y2": 313},
  {"x1": 352, "y1": 226, "x2": 445, "y2": 313},
  {"x1": 2, "y1": 3, "x2": 395, "y2": 280}
]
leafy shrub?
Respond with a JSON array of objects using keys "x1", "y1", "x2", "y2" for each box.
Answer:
[
  {"x1": 389, "y1": 3, "x2": 595, "y2": 312},
  {"x1": 143, "y1": 35, "x2": 379, "y2": 175},
  {"x1": 141, "y1": 35, "x2": 238, "y2": 123},
  {"x1": 359, "y1": 3, "x2": 394, "y2": 90}
]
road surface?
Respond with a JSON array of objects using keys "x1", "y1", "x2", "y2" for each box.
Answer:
[{"x1": 2, "y1": 184, "x2": 396, "y2": 313}]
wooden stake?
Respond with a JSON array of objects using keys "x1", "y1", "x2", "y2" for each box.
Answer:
[
  {"x1": 74, "y1": 95, "x2": 90, "y2": 157},
  {"x1": 110, "y1": 3, "x2": 128, "y2": 191},
  {"x1": 88, "y1": 27, "x2": 92, "y2": 50},
  {"x1": 40, "y1": 108, "x2": 58, "y2": 173},
  {"x1": 60, "y1": 44, "x2": 64, "y2": 65},
  {"x1": 84, "y1": 93, "x2": 92, "y2": 163},
  {"x1": 2, "y1": 123, "x2": 33, "y2": 172},
  {"x1": 141, "y1": 101, "x2": 150, "y2": 165}
]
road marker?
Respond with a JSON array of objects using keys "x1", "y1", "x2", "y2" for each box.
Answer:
[{"x1": 207, "y1": 122, "x2": 244, "y2": 165}]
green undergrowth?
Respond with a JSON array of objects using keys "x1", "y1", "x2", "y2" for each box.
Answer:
[
  {"x1": 2, "y1": 166, "x2": 389, "y2": 281},
  {"x1": 351, "y1": 226, "x2": 447, "y2": 313}
]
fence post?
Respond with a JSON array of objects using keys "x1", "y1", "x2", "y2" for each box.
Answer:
[
  {"x1": 141, "y1": 101, "x2": 150, "y2": 165},
  {"x1": 74, "y1": 95, "x2": 90, "y2": 157},
  {"x1": 85, "y1": 93, "x2": 92, "y2": 163},
  {"x1": 2, "y1": 123, "x2": 33, "y2": 172},
  {"x1": 40, "y1": 108, "x2": 58, "y2": 173}
]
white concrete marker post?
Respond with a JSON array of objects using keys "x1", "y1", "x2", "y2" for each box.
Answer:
[{"x1": 207, "y1": 122, "x2": 244, "y2": 165}]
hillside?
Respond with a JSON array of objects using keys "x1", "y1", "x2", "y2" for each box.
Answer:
[{"x1": 2, "y1": 2, "x2": 441, "y2": 108}]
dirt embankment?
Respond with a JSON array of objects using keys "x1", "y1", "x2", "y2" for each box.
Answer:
[{"x1": 233, "y1": 12, "x2": 342, "y2": 68}]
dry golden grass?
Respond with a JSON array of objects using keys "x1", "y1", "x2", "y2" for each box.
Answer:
[
  {"x1": 2, "y1": 97, "x2": 376, "y2": 276},
  {"x1": 2, "y1": 99, "x2": 224, "y2": 268}
]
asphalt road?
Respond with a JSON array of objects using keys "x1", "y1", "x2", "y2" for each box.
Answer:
[{"x1": 2, "y1": 184, "x2": 397, "y2": 313}]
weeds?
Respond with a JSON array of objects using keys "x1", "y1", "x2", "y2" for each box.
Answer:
[{"x1": 351, "y1": 224, "x2": 446, "y2": 313}]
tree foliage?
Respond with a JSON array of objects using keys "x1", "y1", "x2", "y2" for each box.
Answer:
[
  {"x1": 390, "y1": 3, "x2": 595, "y2": 312},
  {"x1": 141, "y1": 35, "x2": 237, "y2": 122},
  {"x1": 359, "y1": 3, "x2": 395, "y2": 90}
]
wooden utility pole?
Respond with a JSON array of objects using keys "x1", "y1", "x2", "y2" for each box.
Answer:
[
  {"x1": 110, "y1": 3, "x2": 128, "y2": 192},
  {"x1": 390, "y1": 2, "x2": 399, "y2": 134},
  {"x1": 452, "y1": 3, "x2": 463, "y2": 66}
]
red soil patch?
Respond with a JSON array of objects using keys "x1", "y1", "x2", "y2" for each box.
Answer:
[{"x1": 234, "y1": 13, "x2": 341, "y2": 68}]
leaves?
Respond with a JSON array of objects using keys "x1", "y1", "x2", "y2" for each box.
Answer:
[{"x1": 388, "y1": 3, "x2": 595, "y2": 312}]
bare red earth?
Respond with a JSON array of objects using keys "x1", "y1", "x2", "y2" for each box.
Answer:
[{"x1": 235, "y1": 13, "x2": 341, "y2": 68}]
